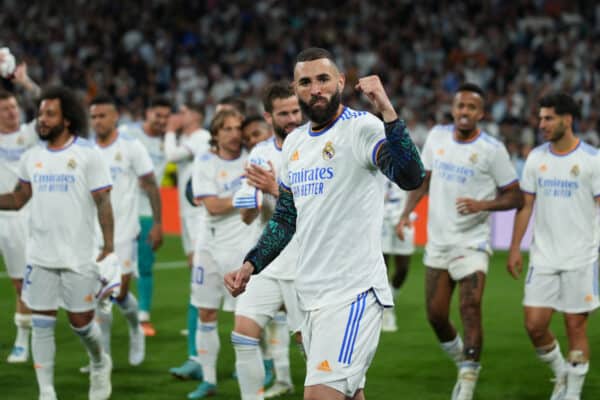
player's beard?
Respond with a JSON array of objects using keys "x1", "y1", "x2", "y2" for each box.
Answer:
[
  {"x1": 300, "y1": 89, "x2": 341, "y2": 126},
  {"x1": 548, "y1": 122, "x2": 566, "y2": 143},
  {"x1": 272, "y1": 120, "x2": 299, "y2": 141},
  {"x1": 36, "y1": 121, "x2": 65, "y2": 142}
]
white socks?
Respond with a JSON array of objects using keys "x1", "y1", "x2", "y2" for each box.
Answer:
[
  {"x1": 32, "y1": 315, "x2": 57, "y2": 393},
  {"x1": 267, "y1": 312, "x2": 292, "y2": 385},
  {"x1": 441, "y1": 334, "x2": 464, "y2": 367},
  {"x1": 536, "y1": 341, "x2": 567, "y2": 379},
  {"x1": 95, "y1": 306, "x2": 113, "y2": 356},
  {"x1": 14, "y1": 312, "x2": 32, "y2": 349},
  {"x1": 117, "y1": 293, "x2": 141, "y2": 332},
  {"x1": 232, "y1": 332, "x2": 265, "y2": 400},
  {"x1": 72, "y1": 320, "x2": 104, "y2": 367},
  {"x1": 196, "y1": 320, "x2": 219, "y2": 384},
  {"x1": 566, "y1": 350, "x2": 589, "y2": 399}
]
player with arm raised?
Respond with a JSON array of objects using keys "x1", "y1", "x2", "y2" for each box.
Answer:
[
  {"x1": 507, "y1": 93, "x2": 599, "y2": 400},
  {"x1": 225, "y1": 47, "x2": 424, "y2": 400}
]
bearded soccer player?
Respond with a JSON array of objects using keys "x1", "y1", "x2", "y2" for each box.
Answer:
[
  {"x1": 225, "y1": 48, "x2": 424, "y2": 400},
  {"x1": 0, "y1": 86, "x2": 113, "y2": 400}
]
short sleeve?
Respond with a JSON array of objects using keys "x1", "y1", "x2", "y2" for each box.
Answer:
[
  {"x1": 279, "y1": 139, "x2": 291, "y2": 191},
  {"x1": 350, "y1": 113, "x2": 385, "y2": 170},
  {"x1": 520, "y1": 154, "x2": 537, "y2": 195},
  {"x1": 592, "y1": 153, "x2": 600, "y2": 197},
  {"x1": 130, "y1": 139, "x2": 155, "y2": 177},
  {"x1": 88, "y1": 148, "x2": 113, "y2": 192},
  {"x1": 490, "y1": 143, "x2": 519, "y2": 188},
  {"x1": 188, "y1": 130, "x2": 211, "y2": 156},
  {"x1": 421, "y1": 131, "x2": 434, "y2": 171},
  {"x1": 18, "y1": 148, "x2": 33, "y2": 182},
  {"x1": 192, "y1": 154, "x2": 218, "y2": 198}
]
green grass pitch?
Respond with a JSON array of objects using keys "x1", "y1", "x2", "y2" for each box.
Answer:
[{"x1": 0, "y1": 235, "x2": 598, "y2": 399}]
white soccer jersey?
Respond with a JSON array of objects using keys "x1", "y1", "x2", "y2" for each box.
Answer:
[
  {"x1": 192, "y1": 150, "x2": 254, "y2": 245},
  {"x1": 382, "y1": 176, "x2": 407, "y2": 223},
  {"x1": 96, "y1": 133, "x2": 154, "y2": 243},
  {"x1": 119, "y1": 123, "x2": 166, "y2": 217},
  {"x1": 18, "y1": 137, "x2": 112, "y2": 270},
  {"x1": 246, "y1": 137, "x2": 298, "y2": 280},
  {"x1": 520, "y1": 141, "x2": 600, "y2": 270},
  {"x1": 170, "y1": 129, "x2": 211, "y2": 218},
  {"x1": 0, "y1": 121, "x2": 38, "y2": 215},
  {"x1": 421, "y1": 124, "x2": 517, "y2": 251},
  {"x1": 279, "y1": 107, "x2": 392, "y2": 311}
]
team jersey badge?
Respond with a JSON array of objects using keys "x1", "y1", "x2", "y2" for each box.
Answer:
[
  {"x1": 570, "y1": 164, "x2": 580, "y2": 177},
  {"x1": 322, "y1": 141, "x2": 335, "y2": 160},
  {"x1": 469, "y1": 153, "x2": 478, "y2": 164},
  {"x1": 16, "y1": 136, "x2": 24, "y2": 145},
  {"x1": 67, "y1": 158, "x2": 77, "y2": 169},
  {"x1": 115, "y1": 152, "x2": 122, "y2": 161}
]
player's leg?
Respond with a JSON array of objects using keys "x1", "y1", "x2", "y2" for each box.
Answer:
[
  {"x1": 63, "y1": 265, "x2": 111, "y2": 400},
  {"x1": 8, "y1": 278, "x2": 32, "y2": 363},
  {"x1": 264, "y1": 311, "x2": 291, "y2": 393},
  {"x1": 21, "y1": 265, "x2": 60, "y2": 400},
  {"x1": 523, "y1": 265, "x2": 567, "y2": 399},
  {"x1": 233, "y1": 315, "x2": 266, "y2": 400},
  {"x1": 137, "y1": 216, "x2": 156, "y2": 336},
  {"x1": 560, "y1": 263, "x2": 598, "y2": 400}
]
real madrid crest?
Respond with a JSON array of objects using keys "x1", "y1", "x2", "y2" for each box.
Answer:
[
  {"x1": 322, "y1": 141, "x2": 335, "y2": 160},
  {"x1": 469, "y1": 153, "x2": 478, "y2": 164},
  {"x1": 67, "y1": 158, "x2": 77, "y2": 169},
  {"x1": 115, "y1": 152, "x2": 122, "y2": 161},
  {"x1": 570, "y1": 164, "x2": 580, "y2": 177},
  {"x1": 16, "y1": 136, "x2": 24, "y2": 145}
]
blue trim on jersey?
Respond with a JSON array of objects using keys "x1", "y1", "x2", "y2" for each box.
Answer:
[
  {"x1": 498, "y1": 178, "x2": 519, "y2": 190},
  {"x1": 91, "y1": 184, "x2": 112, "y2": 193},
  {"x1": 194, "y1": 193, "x2": 217, "y2": 199},
  {"x1": 32, "y1": 317, "x2": 57, "y2": 328},
  {"x1": 19, "y1": 178, "x2": 30, "y2": 184},
  {"x1": 594, "y1": 193, "x2": 600, "y2": 199},
  {"x1": 338, "y1": 291, "x2": 368, "y2": 365},
  {"x1": 525, "y1": 266, "x2": 534, "y2": 285},
  {"x1": 580, "y1": 141, "x2": 599, "y2": 156},
  {"x1": 451, "y1": 131, "x2": 482, "y2": 145},
  {"x1": 231, "y1": 332, "x2": 260, "y2": 346},
  {"x1": 371, "y1": 138, "x2": 386, "y2": 167},
  {"x1": 199, "y1": 324, "x2": 216, "y2": 332},
  {"x1": 46, "y1": 136, "x2": 77, "y2": 152},
  {"x1": 549, "y1": 140, "x2": 581, "y2": 157},
  {"x1": 279, "y1": 181, "x2": 291, "y2": 191},
  {"x1": 521, "y1": 189, "x2": 536, "y2": 196},
  {"x1": 308, "y1": 107, "x2": 347, "y2": 137},
  {"x1": 273, "y1": 137, "x2": 282, "y2": 152}
]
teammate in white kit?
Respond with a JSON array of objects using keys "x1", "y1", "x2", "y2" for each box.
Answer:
[
  {"x1": 231, "y1": 81, "x2": 303, "y2": 400},
  {"x1": 225, "y1": 48, "x2": 425, "y2": 400},
  {"x1": 164, "y1": 102, "x2": 211, "y2": 379},
  {"x1": 380, "y1": 180, "x2": 415, "y2": 333},
  {"x1": 0, "y1": 86, "x2": 113, "y2": 400},
  {"x1": 187, "y1": 109, "x2": 256, "y2": 399},
  {"x1": 119, "y1": 98, "x2": 170, "y2": 336},
  {"x1": 0, "y1": 62, "x2": 41, "y2": 364},
  {"x1": 241, "y1": 115, "x2": 273, "y2": 151},
  {"x1": 400, "y1": 83, "x2": 523, "y2": 400},
  {"x1": 508, "y1": 93, "x2": 599, "y2": 400},
  {"x1": 89, "y1": 95, "x2": 163, "y2": 368}
]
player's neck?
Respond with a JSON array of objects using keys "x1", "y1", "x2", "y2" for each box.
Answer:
[
  {"x1": 182, "y1": 124, "x2": 200, "y2": 135},
  {"x1": 48, "y1": 131, "x2": 74, "y2": 150},
  {"x1": 0, "y1": 123, "x2": 19, "y2": 134},
  {"x1": 96, "y1": 129, "x2": 118, "y2": 147},
  {"x1": 310, "y1": 105, "x2": 344, "y2": 131},
  {"x1": 274, "y1": 134, "x2": 284, "y2": 149},
  {"x1": 217, "y1": 147, "x2": 240, "y2": 160},
  {"x1": 142, "y1": 121, "x2": 161, "y2": 137},
  {"x1": 454, "y1": 128, "x2": 480, "y2": 142},
  {"x1": 550, "y1": 131, "x2": 578, "y2": 154}
]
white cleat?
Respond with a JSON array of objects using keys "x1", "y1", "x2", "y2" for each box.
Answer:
[
  {"x1": 80, "y1": 364, "x2": 91, "y2": 374},
  {"x1": 89, "y1": 353, "x2": 112, "y2": 400},
  {"x1": 381, "y1": 308, "x2": 398, "y2": 332},
  {"x1": 7, "y1": 346, "x2": 29, "y2": 363},
  {"x1": 264, "y1": 382, "x2": 294, "y2": 398},
  {"x1": 550, "y1": 374, "x2": 567, "y2": 400},
  {"x1": 129, "y1": 325, "x2": 146, "y2": 366},
  {"x1": 39, "y1": 386, "x2": 58, "y2": 400},
  {"x1": 451, "y1": 367, "x2": 480, "y2": 400}
]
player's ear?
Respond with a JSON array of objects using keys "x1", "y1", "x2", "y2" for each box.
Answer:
[
  {"x1": 338, "y1": 73, "x2": 345, "y2": 92},
  {"x1": 263, "y1": 111, "x2": 273, "y2": 126}
]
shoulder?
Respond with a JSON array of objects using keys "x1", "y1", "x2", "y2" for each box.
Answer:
[
  {"x1": 529, "y1": 143, "x2": 550, "y2": 158},
  {"x1": 339, "y1": 107, "x2": 371, "y2": 122},
  {"x1": 195, "y1": 151, "x2": 215, "y2": 163},
  {"x1": 578, "y1": 141, "x2": 599, "y2": 157},
  {"x1": 478, "y1": 131, "x2": 503, "y2": 148},
  {"x1": 118, "y1": 131, "x2": 137, "y2": 142},
  {"x1": 73, "y1": 137, "x2": 95, "y2": 149},
  {"x1": 428, "y1": 124, "x2": 453, "y2": 138}
]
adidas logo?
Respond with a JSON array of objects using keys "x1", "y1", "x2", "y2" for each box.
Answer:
[{"x1": 316, "y1": 360, "x2": 331, "y2": 372}]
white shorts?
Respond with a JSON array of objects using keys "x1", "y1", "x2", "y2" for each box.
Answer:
[
  {"x1": 115, "y1": 239, "x2": 138, "y2": 276},
  {"x1": 22, "y1": 264, "x2": 100, "y2": 313},
  {"x1": 235, "y1": 274, "x2": 304, "y2": 332},
  {"x1": 424, "y1": 245, "x2": 489, "y2": 281},
  {"x1": 190, "y1": 248, "x2": 236, "y2": 312},
  {"x1": 303, "y1": 290, "x2": 383, "y2": 397},
  {"x1": 0, "y1": 214, "x2": 27, "y2": 279},
  {"x1": 381, "y1": 220, "x2": 414, "y2": 255},
  {"x1": 182, "y1": 213, "x2": 206, "y2": 255},
  {"x1": 524, "y1": 262, "x2": 600, "y2": 313}
]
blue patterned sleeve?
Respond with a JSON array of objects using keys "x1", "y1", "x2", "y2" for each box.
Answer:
[
  {"x1": 243, "y1": 185, "x2": 297, "y2": 274},
  {"x1": 376, "y1": 119, "x2": 425, "y2": 190}
]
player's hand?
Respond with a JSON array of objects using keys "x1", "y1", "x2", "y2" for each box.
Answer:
[
  {"x1": 148, "y1": 223, "x2": 163, "y2": 251},
  {"x1": 12, "y1": 63, "x2": 29, "y2": 85},
  {"x1": 166, "y1": 114, "x2": 183, "y2": 133},
  {"x1": 355, "y1": 75, "x2": 397, "y2": 122},
  {"x1": 224, "y1": 261, "x2": 255, "y2": 297},
  {"x1": 96, "y1": 247, "x2": 113, "y2": 262},
  {"x1": 456, "y1": 197, "x2": 482, "y2": 215},
  {"x1": 246, "y1": 161, "x2": 278, "y2": 197},
  {"x1": 506, "y1": 247, "x2": 523, "y2": 279},
  {"x1": 396, "y1": 214, "x2": 412, "y2": 241}
]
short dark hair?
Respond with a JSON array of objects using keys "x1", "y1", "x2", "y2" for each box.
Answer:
[
  {"x1": 0, "y1": 88, "x2": 16, "y2": 101},
  {"x1": 296, "y1": 47, "x2": 335, "y2": 64},
  {"x1": 89, "y1": 94, "x2": 117, "y2": 108},
  {"x1": 241, "y1": 115, "x2": 267, "y2": 131},
  {"x1": 262, "y1": 81, "x2": 295, "y2": 113},
  {"x1": 538, "y1": 92, "x2": 581, "y2": 119},
  {"x1": 218, "y1": 96, "x2": 247, "y2": 115},
  {"x1": 183, "y1": 101, "x2": 205, "y2": 117},
  {"x1": 147, "y1": 96, "x2": 172, "y2": 110},
  {"x1": 457, "y1": 83, "x2": 485, "y2": 101},
  {"x1": 39, "y1": 86, "x2": 88, "y2": 137}
]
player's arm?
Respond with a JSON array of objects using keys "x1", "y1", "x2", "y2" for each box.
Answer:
[
  {"x1": 396, "y1": 171, "x2": 430, "y2": 240},
  {"x1": 238, "y1": 161, "x2": 278, "y2": 225},
  {"x1": 456, "y1": 182, "x2": 524, "y2": 214},
  {"x1": 507, "y1": 192, "x2": 535, "y2": 279},
  {"x1": 240, "y1": 208, "x2": 260, "y2": 225},
  {"x1": 0, "y1": 180, "x2": 32, "y2": 210},
  {"x1": 92, "y1": 188, "x2": 114, "y2": 261},
  {"x1": 11, "y1": 63, "x2": 41, "y2": 98},
  {"x1": 139, "y1": 172, "x2": 163, "y2": 250}
]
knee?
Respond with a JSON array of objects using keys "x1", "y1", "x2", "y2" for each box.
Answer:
[
  {"x1": 199, "y1": 309, "x2": 218, "y2": 323},
  {"x1": 426, "y1": 304, "x2": 447, "y2": 327},
  {"x1": 459, "y1": 297, "x2": 481, "y2": 317},
  {"x1": 524, "y1": 319, "x2": 547, "y2": 341}
]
